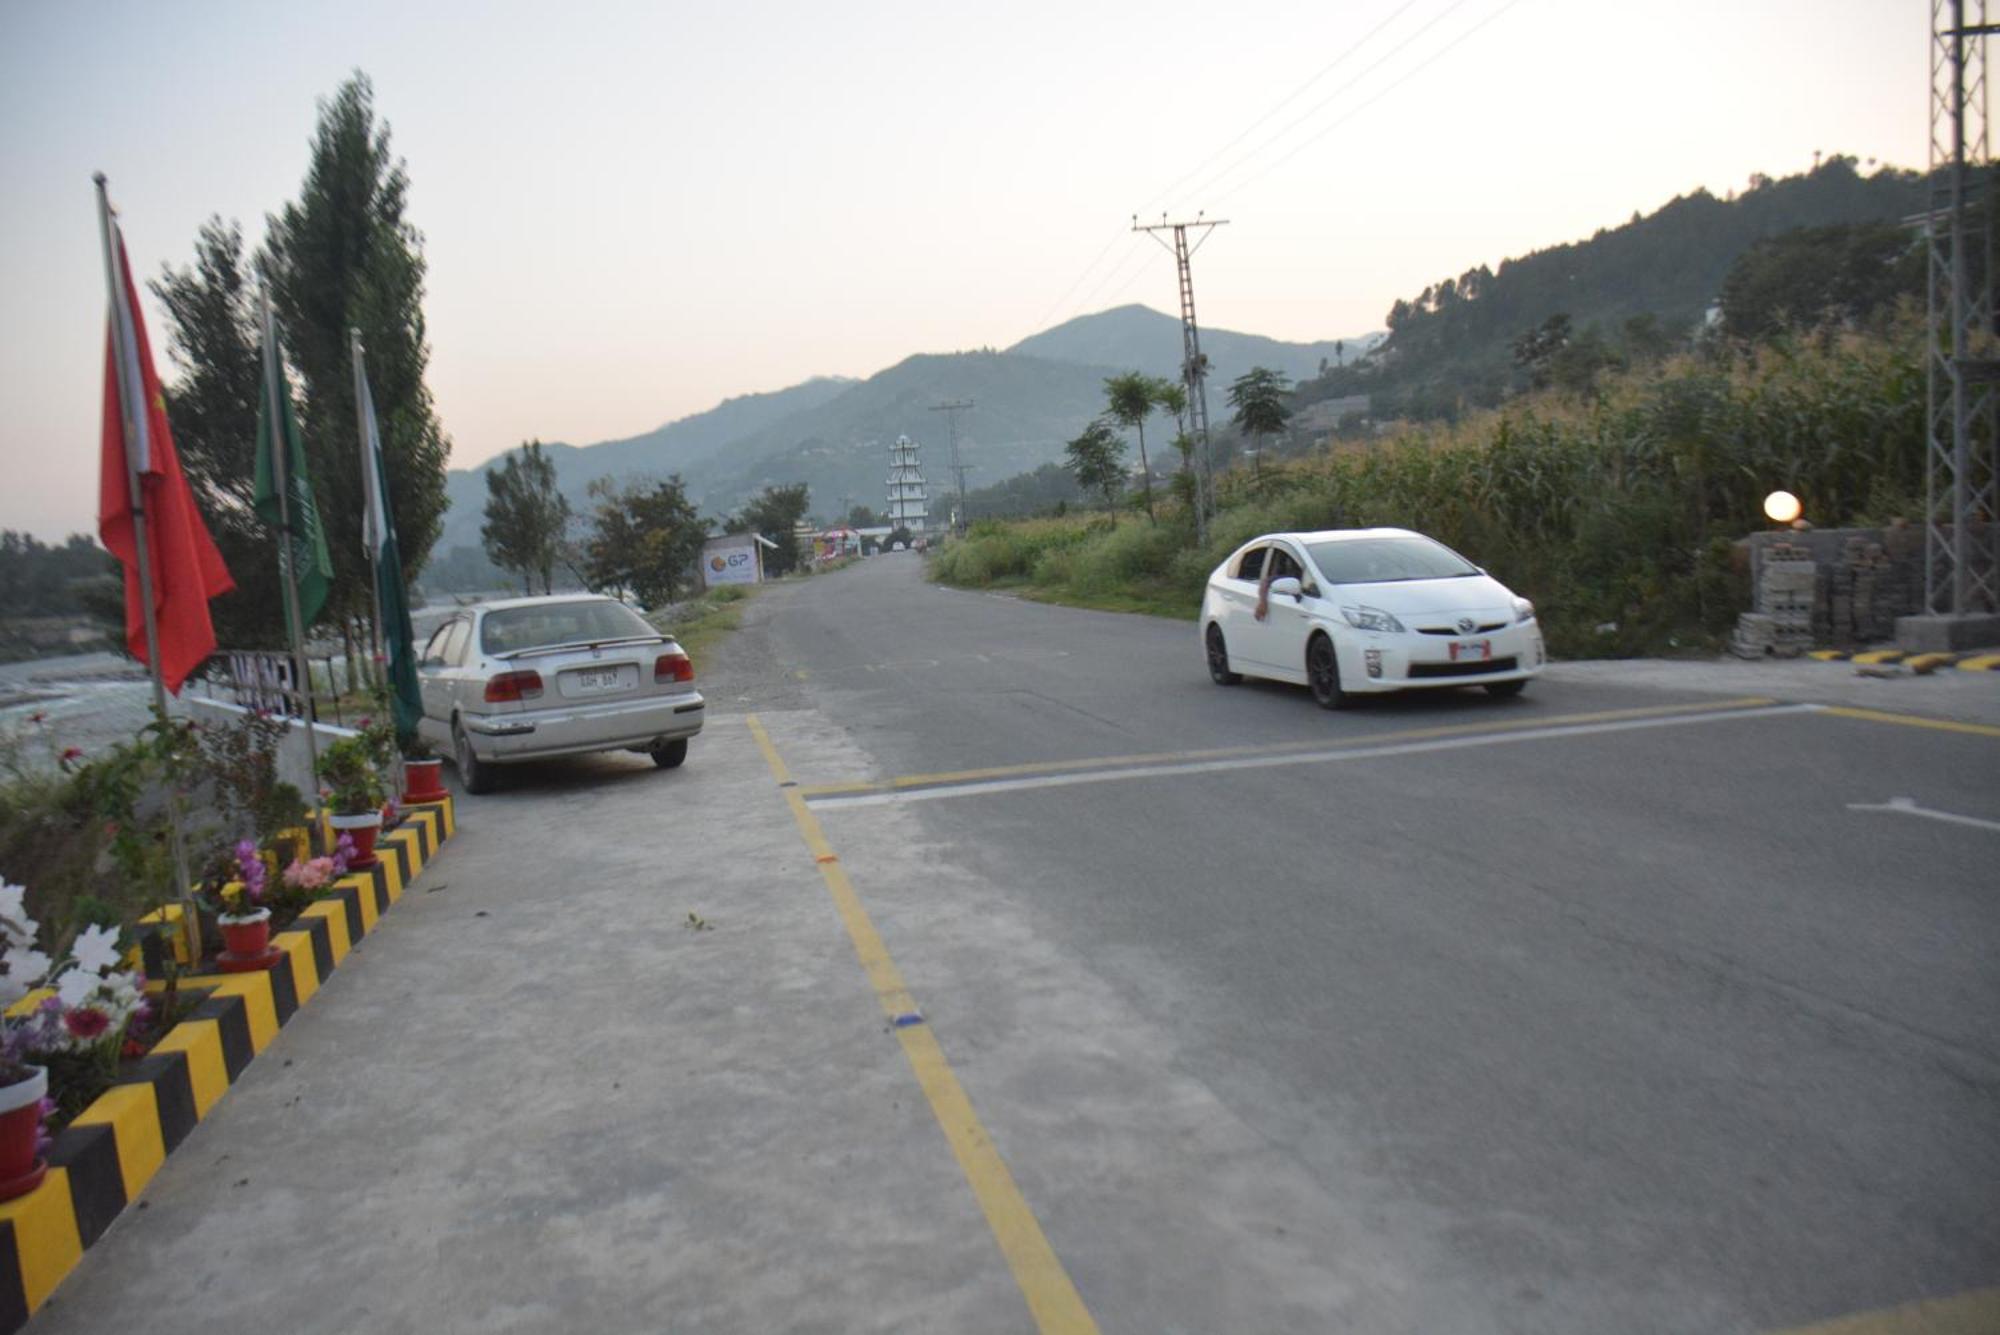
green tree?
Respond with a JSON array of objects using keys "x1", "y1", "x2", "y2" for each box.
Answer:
[
  {"x1": 1103, "y1": 372, "x2": 1161, "y2": 521},
  {"x1": 482, "y1": 442, "x2": 569, "y2": 593},
  {"x1": 583, "y1": 476, "x2": 708, "y2": 607},
  {"x1": 264, "y1": 73, "x2": 450, "y2": 644},
  {"x1": 152, "y1": 219, "x2": 290, "y2": 648},
  {"x1": 1064, "y1": 419, "x2": 1127, "y2": 519},
  {"x1": 845, "y1": 504, "x2": 881, "y2": 529},
  {"x1": 730, "y1": 483, "x2": 811, "y2": 577},
  {"x1": 1227, "y1": 366, "x2": 1292, "y2": 476},
  {"x1": 1719, "y1": 221, "x2": 1923, "y2": 341}
]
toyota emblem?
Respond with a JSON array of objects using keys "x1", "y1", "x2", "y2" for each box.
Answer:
[{"x1": 1456, "y1": 616, "x2": 1476, "y2": 634}]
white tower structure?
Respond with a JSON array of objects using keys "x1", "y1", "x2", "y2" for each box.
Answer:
[{"x1": 885, "y1": 434, "x2": 929, "y2": 532}]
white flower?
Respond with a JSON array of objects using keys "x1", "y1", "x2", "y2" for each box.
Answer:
[
  {"x1": 1, "y1": 946, "x2": 52, "y2": 994},
  {"x1": 0, "y1": 881, "x2": 25, "y2": 926},
  {"x1": 71, "y1": 924, "x2": 122, "y2": 976},
  {"x1": 55, "y1": 967, "x2": 98, "y2": 1009}
]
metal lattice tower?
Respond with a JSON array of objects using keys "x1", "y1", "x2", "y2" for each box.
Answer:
[
  {"x1": 1135, "y1": 214, "x2": 1228, "y2": 543},
  {"x1": 1926, "y1": 0, "x2": 2000, "y2": 616},
  {"x1": 930, "y1": 399, "x2": 975, "y2": 535},
  {"x1": 885, "y1": 434, "x2": 930, "y2": 533}
]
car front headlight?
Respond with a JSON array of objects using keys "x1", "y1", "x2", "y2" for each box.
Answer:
[
  {"x1": 1513, "y1": 597, "x2": 1536, "y2": 624},
  {"x1": 1340, "y1": 604, "x2": 1405, "y2": 633}
]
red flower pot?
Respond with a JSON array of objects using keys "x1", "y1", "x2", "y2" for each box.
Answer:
[
  {"x1": 329, "y1": 812, "x2": 383, "y2": 869},
  {"x1": 403, "y1": 758, "x2": 447, "y2": 802},
  {"x1": 219, "y1": 911, "x2": 271, "y2": 957},
  {"x1": 0, "y1": 1067, "x2": 48, "y2": 1202}
]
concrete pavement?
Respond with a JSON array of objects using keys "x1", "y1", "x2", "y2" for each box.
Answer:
[{"x1": 27, "y1": 554, "x2": 2000, "y2": 1334}]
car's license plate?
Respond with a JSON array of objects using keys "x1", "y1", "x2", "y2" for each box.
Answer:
[
  {"x1": 1449, "y1": 639, "x2": 1491, "y2": 662},
  {"x1": 566, "y1": 666, "x2": 633, "y2": 694}
]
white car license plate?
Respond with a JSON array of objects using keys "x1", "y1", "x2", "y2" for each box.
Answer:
[
  {"x1": 1449, "y1": 639, "x2": 1491, "y2": 662},
  {"x1": 564, "y1": 665, "x2": 635, "y2": 696}
]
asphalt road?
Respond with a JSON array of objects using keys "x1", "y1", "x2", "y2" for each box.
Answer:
[{"x1": 722, "y1": 554, "x2": 2000, "y2": 1334}]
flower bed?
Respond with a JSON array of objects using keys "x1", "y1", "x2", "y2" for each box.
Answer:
[{"x1": 0, "y1": 795, "x2": 453, "y2": 1328}]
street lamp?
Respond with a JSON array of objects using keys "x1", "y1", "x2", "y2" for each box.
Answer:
[{"x1": 1763, "y1": 490, "x2": 1802, "y2": 525}]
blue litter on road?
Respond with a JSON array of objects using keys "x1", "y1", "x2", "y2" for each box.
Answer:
[{"x1": 890, "y1": 1013, "x2": 925, "y2": 1028}]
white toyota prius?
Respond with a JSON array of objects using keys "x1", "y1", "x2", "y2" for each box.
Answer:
[{"x1": 1200, "y1": 527, "x2": 1545, "y2": 708}]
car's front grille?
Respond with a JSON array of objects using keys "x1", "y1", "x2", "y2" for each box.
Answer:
[
  {"x1": 1409, "y1": 656, "x2": 1519, "y2": 678},
  {"x1": 1417, "y1": 622, "x2": 1507, "y2": 635}
]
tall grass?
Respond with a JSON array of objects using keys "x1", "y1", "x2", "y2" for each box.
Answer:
[{"x1": 927, "y1": 325, "x2": 1924, "y2": 657}]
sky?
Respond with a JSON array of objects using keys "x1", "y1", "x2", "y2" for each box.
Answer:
[{"x1": 0, "y1": 0, "x2": 1930, "y2": 540}]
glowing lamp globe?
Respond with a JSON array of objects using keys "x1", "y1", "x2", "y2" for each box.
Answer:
[{"x1": 1763, "y1": 490, "x2": 1802, "y2": 524}]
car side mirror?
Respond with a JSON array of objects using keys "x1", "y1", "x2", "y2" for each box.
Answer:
[{"x1": 1269, "y1": 576, "x2": 1303, "y2": 601}]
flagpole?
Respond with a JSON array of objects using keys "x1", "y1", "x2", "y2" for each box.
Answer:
[
  {"x1": 94, "y1": 173, "x2": 203, "y2": 962},
  {"x1": 259, "y1": 286, "x2": 323, "y2": 826},
  {"x1": 351, "y1": 329, "x2": 386, "y2": 687}
]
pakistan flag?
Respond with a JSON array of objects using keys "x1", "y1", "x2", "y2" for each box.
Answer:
[{"x1": 253, "y1": 321, "x2": 334, "y2": 628}]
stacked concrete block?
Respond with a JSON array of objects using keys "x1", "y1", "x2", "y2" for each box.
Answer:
[{"x1": 1733, "y1": 540, "x2": 1816, "y2": 657}]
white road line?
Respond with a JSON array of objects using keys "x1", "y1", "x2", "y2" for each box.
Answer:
[
  {"x1": 808, "y1": 703, "x2": 1822, "y2": 810},
  {"x1": 1846, "y1": 796, "x2": 2000, "y2": 835}
]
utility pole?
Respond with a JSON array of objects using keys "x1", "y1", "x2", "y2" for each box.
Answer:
[
  {"x1": 930, "y1": 399, "x2": 975, "y2": 535},
  {"x1": 1135, "y1": 213, "x2": 1228, "y2": 545},
  {"x1": 1916, "y1": 0, "x2": 2000, "y2": 646}
]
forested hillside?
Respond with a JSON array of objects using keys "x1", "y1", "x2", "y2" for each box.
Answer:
[{"x1": 1296, "y1": 157, "x2": 1926, "y2": 420}]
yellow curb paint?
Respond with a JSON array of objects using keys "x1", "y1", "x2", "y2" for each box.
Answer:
[
  {"x1": 1955, "y1": 652, "x2": 2000, "y2": 672},
  {"x1": 150, "y1": 1020, "x2": 229, "y2": 1118},
  {"x1": 272, "y1": 930, "x2": 321, "y2": 1004},
  {"x1": 1819, "y1": 706, "x2": 2000, "y2": 739},
  {"x1": 299, "y1": 900, "x2": 352, "y2": 965},
  {"x1": 1769, "y1": 1286, "x2": 2000, "y2": 1335},
  {"x1": 1807, "y1": 650, "x2": 1849, "y2": 661},
  {"x1": 746, "y1": 713, "x2": 1099, "y2": 1335},
  {"x1": 191, "y1": 974, "x2": 280, "y2": 1054},
  {"x1": 1851, "y1": 649, "x2": 1908, "y2": 664},
  {"x1": 341, "y1": 873, "x2": 380, "y2": 935},
  {"x1": 0, "y1": 1167, "x2": 81, "y2": 1314},
  {"x1": 797, "y1": 697, "x2": 1783, "y2": 799},
  {"x1": 71, "y1": 1083, "x2": 166, "y2": 1203},
  {"x1": 1904, "y1": 653, "x2": 1955, "y2": 673}
]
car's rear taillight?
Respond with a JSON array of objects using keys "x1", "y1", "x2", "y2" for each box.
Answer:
[
  {"x1": 654, "y1": 651, "x2": 695, "y2": 683},
  {"x1": 484, "y1": 669, "x2": 544, "y2": 703}
]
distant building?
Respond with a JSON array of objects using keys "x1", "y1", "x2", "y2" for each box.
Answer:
[{"x1": 885, "y1": 434, "x2": 929, "y2": 532}]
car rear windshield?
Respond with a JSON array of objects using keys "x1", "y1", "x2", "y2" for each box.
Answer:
[
  {"x1": 1305, "y1": 535, "x2": 1480, "y2": 584},
  {"x1": 480, "y1": 601, "x2": 658, "y2": 654}
]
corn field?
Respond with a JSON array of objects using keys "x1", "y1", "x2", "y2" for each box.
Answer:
[{"x1": 930, "y1": 324, "x2": 1926, "y2": 658}]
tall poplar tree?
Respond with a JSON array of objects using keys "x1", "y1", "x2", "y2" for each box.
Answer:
[{"x1": 265, "y1": 72, "x2": 450, "y2": 644}]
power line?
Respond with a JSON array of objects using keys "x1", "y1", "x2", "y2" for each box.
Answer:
[
  {"x1": 1213, "y1": 0, "x2": 1528, "y2": 208},
  {"x1": 1187, "y1": 0, "x2": 1477, "y2": 206},
  {"x1": 1140, "y1": 0, "x2": 1423, "y2": 217}
]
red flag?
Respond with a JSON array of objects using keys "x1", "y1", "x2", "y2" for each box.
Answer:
[{"x1": 97, "y1": 225, "x2": 234, "y2": 694}]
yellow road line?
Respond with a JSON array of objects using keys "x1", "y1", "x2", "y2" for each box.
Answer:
[
  {"x1": 1819, "y1": 706, "x2": 2000, "y2": 739},
  {"x1": 1957, "y1": 652, "x2": 2000, "y2": 672},
  {"x1": 1851, "y1": 649, "x2": 1908, "y2": 665},
  {"x1": 745, "y1": 714, "x2": 1099, "y2": 1335},
  {"x1": 795, "y1": 697, "x2": 1781, "y2": 798},
  {"x1": 1769, "y1": 1286, "x2": 2000, "y2": 1335}
]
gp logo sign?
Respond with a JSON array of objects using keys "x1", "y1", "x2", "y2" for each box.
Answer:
[{"x1": 705, "y1": 545, "x2": 760, "y2": 585}]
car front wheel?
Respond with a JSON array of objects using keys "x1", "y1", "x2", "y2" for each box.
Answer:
[
  {"x1": 453, "y1": 720, "x2": 496, "y2": 794},
  {"x1": 1307, "y1": 633, "x2": 1347, "y2": 710},
  {"x1": 1206, "y1": 623, "x2": 1243, "y2": 685}
]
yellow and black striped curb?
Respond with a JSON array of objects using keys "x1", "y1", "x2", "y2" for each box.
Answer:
[
  {"x1": 1806, "y1": 648, "x2": 2000, "y2": 671},
  {"x1": 0, "y1": 797, "x2": 456, "y2": 1330}
]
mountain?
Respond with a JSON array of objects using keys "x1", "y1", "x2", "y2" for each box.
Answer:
[
  {"x1": 1009, "y1": 304, "x2": 1381, "y2": 390},
  {"x1": 1296, "y1": 155, "x2": 1929, "y2": 419},
  {"x1": 436, "y1": 376, "x2": 854, "y2": 552}
]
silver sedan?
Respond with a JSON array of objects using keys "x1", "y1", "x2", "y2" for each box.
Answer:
[{"x1": 415, "y1": 595, "x2": 705, "y2": 793}]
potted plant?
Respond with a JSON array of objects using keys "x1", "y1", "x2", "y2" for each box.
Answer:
[
  {"x1": 401, "y1": 733, "x2": 447, "y2": 804},
  {"x1": 317, "y1": 736, "x2": 387, "y2": 869},
  {"x1": 0, "y1": 877, "x2": 148, "y2": 1198},
  {"x1": 356, "y1": 716, "x2": 403, "y2": 829},
  {"x1": 199, "y1": 841, "x2": 279, "y2": 972}
]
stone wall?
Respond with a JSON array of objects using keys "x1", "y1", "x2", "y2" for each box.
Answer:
[{"x1": 1737, "y1": 521, "x2": 1995, "y2": 651}]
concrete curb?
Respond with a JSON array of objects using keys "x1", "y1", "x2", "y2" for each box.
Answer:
[
  {"x1": 1806, "y1": 648, "x2": 2000, "y2": 671},
  {"x1": 0, "y1": 797, "x2": 456, "y2": 1330}
]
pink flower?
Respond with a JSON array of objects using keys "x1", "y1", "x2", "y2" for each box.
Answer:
[
  {"x1": 59, "y1": 747, "x2": 83, "y2": 765},
  {"x1": 63, "y1": 1007, "x2": 111, "y2": 1041},
  {"x1": 27, "y1": 712, "x2": 45, "y2": 725}
]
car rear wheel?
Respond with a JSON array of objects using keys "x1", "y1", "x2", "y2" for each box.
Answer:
[
  {"x1": 652, "y1": 738, "x2": 689, "y2": 769},
  {"x1": 1307, "y1": 633, "x2": 1348, "y2": 710},
  {"x1": 1485, "y1": 679, "x2": 1527, "y2": 699},
  {"x1": 1206, "y1": 624, "x2": 1243, "y2": 685},
  {"x1": 453, "y1": 720, "x2": 496, "y2": 794}
]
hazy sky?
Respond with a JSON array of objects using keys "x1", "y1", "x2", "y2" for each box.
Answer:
[{"x1": 1, "y1": 0, "x2": 1927, "y2": 540}]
